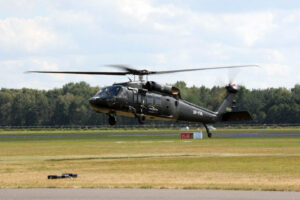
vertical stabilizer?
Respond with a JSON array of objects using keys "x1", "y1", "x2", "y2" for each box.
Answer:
[
  {"x1": 216, "y1": 84, "x2": 252, "y2": 121},
  {"x1": 216, "y1": 84, "x2": 238, "y2": 115}
]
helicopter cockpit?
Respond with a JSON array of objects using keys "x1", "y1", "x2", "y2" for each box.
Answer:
[
  {"x1": 89, "y1": 85, "x2": 123, "y2": 107},
  {"x1": 95, "y1": 86, "x2": 121, "y2": 98}
]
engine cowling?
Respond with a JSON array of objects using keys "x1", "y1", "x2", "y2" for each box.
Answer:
[{"x1": 145, "y1": 81, "x2": 180, "y2": 97}]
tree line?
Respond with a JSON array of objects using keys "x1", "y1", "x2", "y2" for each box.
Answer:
[{"x1": 0, "y1": 81, "x2": 299, "y2": 126}]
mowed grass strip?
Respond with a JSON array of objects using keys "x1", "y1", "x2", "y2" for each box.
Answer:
[
  {"x1": 1, "y1": 127, "x2": 300, "y2": 135},
  {"x1": 0, "y1": 135, "x2": 300, "y2": 191}
]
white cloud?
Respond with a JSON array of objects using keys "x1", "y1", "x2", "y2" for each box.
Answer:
[
  {"x1": 154, "y1": 53, "x2": 167, "y2": 64},
  {"x1": 117, "y1": 0, "x2": 155, "y2": 23},
  {"x1": 0, "y1": 17, "x2": 73, "y2": 53},
  {"x1": 262, "y1": 63, "x2": 291, "y2": 76},
  {"x1": 263, "y1": 49, "x2": 285, "y2": 62},
  {"x1": 51, "y1": 9, "x2": 95, "y2": 28},
  {"x1": 116, "y1": 1, "x2": 276, "y2": 46},
  {"x1": 0, "y1": 1, "x2": 299, "y2": 89},
  {"x1": 0, "y1": 56, "x2": 102, "y2": 89},
  {"x1": 223, "y1": 12, "x2": 276, "y2": 46}
]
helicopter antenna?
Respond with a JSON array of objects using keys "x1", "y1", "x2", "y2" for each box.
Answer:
[{"x1": 127, "y1": 76, "x2": 132, "y2": 82}]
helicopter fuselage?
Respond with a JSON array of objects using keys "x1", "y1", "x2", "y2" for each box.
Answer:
[
  {"x1": 89, "y1": 82, "x2": 218, "y2": 124},
  {"x1": 28, "y1": 64, "x2": 256, "y2": 138}
]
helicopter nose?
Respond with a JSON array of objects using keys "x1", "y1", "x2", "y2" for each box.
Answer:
[
  {"x1": 89, "y1": 96, "x2": 115, "y2": 108},
  {"x1": 89, "y1": 97, "x2": 99, "y2": 105}
]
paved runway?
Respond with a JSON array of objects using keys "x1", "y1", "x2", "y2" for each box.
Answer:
[
  {"x1": 215, "y1": 132, "x2": 300, "y2": 138},
  {"x1": 1, "y1": 189, "x2": 299, "y2": 200}
]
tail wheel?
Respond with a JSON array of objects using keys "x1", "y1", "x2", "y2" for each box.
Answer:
[
  {"x1": 138, "y1": 114, "x2": 146, "y2": 124},
  {"x1": 203, "y1": 124, "x2": 212, "y2": 138},
  {"x1": 207, "y1": 132, "x2": 212, "y2": 138}
]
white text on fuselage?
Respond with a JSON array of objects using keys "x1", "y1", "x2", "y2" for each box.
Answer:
[{"x1": 193, "y1": 110, "x2": 203, "y2": 116}]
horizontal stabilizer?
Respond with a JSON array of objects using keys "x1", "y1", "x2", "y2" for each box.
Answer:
[{"x1": 221, "y1": 111, "x2": 252, "y2": 121}]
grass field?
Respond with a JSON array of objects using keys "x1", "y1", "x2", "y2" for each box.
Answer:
[
  {"x1": 1, "y1": 126, "x2": 300, "y2": 135},
  {"x1": 0, "y1": 128, "x2": 300, "y2": 191}
]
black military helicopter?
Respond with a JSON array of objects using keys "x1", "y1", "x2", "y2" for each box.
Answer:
[{"x1": 28, "y1": 65, "x2": 256, "y2": 137}]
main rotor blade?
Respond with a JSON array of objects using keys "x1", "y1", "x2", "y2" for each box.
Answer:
[
  {"x1": 106, "y1": 64, "x2": 143, "y2": 74},
  {"x1": 149, "y1": 65, "x2": 259, "y2": 75},
  {"x1": 26, "y1": 71, "x2": 129, "y2": 75},
  {"x1": 26, "y1": 65, "x2": 259, "y2": 77}
]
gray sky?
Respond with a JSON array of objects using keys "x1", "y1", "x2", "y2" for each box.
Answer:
[{"x1": 0, "y1": 0, "x2": 299, "y2": 89}]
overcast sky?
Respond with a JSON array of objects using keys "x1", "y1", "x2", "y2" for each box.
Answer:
[{"x1": 0, "y1": 0, "x2": 300, "y2": 90}]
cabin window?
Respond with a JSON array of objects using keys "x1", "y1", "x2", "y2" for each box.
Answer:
[
  {"x1": 127, "y1": 90, "x2": 133, "y2": 102},
  {"x1": 138, "y1": 94, "x2": 142, "y2": 103},
  {"x1": 175, "y1": 101, "x2": 178, "y2": 106},
  {"x1": 154, "y1": 96, "x2": 161, "y2": 106},
  {"x1": 147, "y1": 95, "x2": 154, "y2": 105},
  {"x1": 133, "y1": 93, "x2": 138, "y2": 103}
]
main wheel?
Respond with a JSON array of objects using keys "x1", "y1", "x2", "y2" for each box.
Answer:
[
  {"x1": 108, "y1": 115, "x2": 116, "y2": 126},
  {"x1": 138, "y1": 114, "x2": 146, "y2": 124}
]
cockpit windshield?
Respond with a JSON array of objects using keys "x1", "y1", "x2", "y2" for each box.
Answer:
[{"x1": 96, "y1": 86, "x2": 121, "y2": 98}]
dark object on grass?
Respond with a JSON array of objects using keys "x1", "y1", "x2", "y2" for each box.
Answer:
[{"x1": 48, "y1": 173, "x2": 78, "y2": 179}]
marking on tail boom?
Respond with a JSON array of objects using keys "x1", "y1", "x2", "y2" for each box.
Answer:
[{"x1": 193, "y1": 110, "x2": 203, "y2": 116}]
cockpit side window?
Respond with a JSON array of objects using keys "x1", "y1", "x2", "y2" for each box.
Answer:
[
  {"x1": 110, "y1": 86, "x2": 121, "y2": 95},
  {"x1": 117, "y1": 87, "x2": 128, "y2": 99},
  {"x1": 96, "y1": 86, "x2": 121, "y2": 97}
]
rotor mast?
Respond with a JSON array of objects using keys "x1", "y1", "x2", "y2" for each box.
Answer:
[{"x1": 138, "y1": 74, "x2": 149, "y2": 82}]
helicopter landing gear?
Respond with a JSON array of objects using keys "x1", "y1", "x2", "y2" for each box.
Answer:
[
  {"x1": 203, "y1": 124, "x2": 212, "y2": 138},
  {"x1": 137, "y1": 105, "x2": 147, "y2": 124},
  {"x1": 138, "y1": 114, "x2": 146, "y2": 124},
  {"x1": 129, "y1": 106, "x2": 146, "y2": 124},
  {"x1": 108, "y1": 113, "x2": 117, "y2": 126}
]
